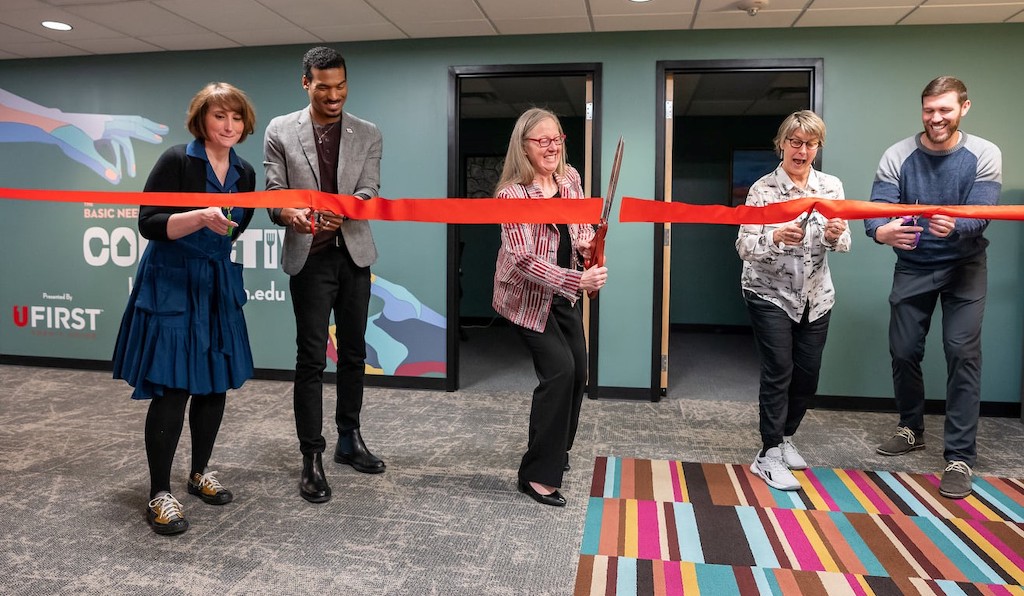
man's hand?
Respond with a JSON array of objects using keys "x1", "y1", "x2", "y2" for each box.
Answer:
[
  {"x1": 281, "y1": 207, "x2": 314, "y2": 234},
  {"x1": 928, "y1": 214, "x2": 956, "y2": 238},
  {"x1": 875, "y1": 217, "x2": 923, "y2": 250}
]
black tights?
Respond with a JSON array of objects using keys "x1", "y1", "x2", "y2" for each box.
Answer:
[{"x1": 145, "y1": 389, "x2": 226, "y2": 499}]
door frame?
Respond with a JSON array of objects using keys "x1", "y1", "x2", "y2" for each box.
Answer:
[
  {"x1": 447, "y1": 63, "x2": 603, "y2": 392},
  {"x1": 651, "y1": 58, "x2": 824, "y2": 398}
]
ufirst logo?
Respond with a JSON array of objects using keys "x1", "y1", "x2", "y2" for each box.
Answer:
[
  {"x1": 84, "y1": 227, "x2": 285, "y2": 269},
  {"x1": 12, "y1": 305, "x2": 103, "y2": 331}
]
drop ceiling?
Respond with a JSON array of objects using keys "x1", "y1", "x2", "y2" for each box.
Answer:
[{"x1": 1, "y1": 0, "x2": 1022, "y2": 61}]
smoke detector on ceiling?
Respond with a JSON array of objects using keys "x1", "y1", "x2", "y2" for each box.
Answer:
[{"x1": 738, "y1": 0, "x2": 769, "y2": 16}]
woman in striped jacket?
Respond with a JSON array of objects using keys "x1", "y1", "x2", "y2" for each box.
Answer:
[{"x1": 492, "y1": 108, "x2": 609, "y2": 507}]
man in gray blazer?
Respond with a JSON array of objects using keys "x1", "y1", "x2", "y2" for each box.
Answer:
[{"x1": 265, "y1": 46, "x2": 385, "y2": 504}]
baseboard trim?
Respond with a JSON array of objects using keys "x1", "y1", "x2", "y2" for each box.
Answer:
[
  {"x1": 588, "y1": 385, "x2": 660, "y2": 402},
  {"x1": 815, "y1": 394, "x2": 1021, "y2": 418},
  {"x1": 0, "y1": 355, "x2": 446, "y2": 391}
]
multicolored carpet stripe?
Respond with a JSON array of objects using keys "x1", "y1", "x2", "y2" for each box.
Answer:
[
  {"x1": 574, "y1": 556, "x2": 1024, "y2": 596},
  {"x1": 576, "y1": 457, "x2": 1024, "y2": 595}
]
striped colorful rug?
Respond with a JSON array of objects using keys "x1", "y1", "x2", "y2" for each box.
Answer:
[{"x1": 574, "y1": 457, "x2": 1024, "y2": 595}]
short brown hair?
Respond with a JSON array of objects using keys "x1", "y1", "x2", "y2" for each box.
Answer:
[
  {"x1": 185, "y1": 82, "x2": 256, "y2": 142},
  {"x1": 921, "y1": 76, "x2": 968, "y2": 105}
]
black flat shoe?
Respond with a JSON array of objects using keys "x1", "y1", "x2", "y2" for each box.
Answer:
[
  {"x1": 517, "y1": 479, "x2": 566, "y2": 507},
  {"x1": 300, "y1": 453, "x2": 331, "y2": 503},
  {"x1": 334, "y1": 428, "x2": 386, "y2": 474}
]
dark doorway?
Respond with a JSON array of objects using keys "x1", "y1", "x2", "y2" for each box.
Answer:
[
  {"x1": 447, "y1": 64, "x2": 602, "y2": 392},
  {"x1": 653, "y1": 60, "x2": 823, "y2": 401}
]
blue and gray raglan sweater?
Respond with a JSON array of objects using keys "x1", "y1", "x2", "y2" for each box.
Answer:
[{"x1": 864, "y1": 132, "x2": 1002, "y2": 269}]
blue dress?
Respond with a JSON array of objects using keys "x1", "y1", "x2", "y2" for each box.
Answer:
[{"x1": 112, "y1": 142, "x2": 255, "y2": 399}]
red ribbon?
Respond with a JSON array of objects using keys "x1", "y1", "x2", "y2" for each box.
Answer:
[
  {"x1": 0, "y1": 187, "x2": 602, "y2": 225},
  {"x1": 618, "y1": 197, "x2": 1024, "y2": 224}
]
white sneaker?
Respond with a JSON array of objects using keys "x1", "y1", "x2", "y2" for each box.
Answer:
[
  {"x1": 751, "y1": 447, "x2": 801, "y2": 491},
  {"x1": 780, "y1": 437, "x2": 808, "y2": 470}
]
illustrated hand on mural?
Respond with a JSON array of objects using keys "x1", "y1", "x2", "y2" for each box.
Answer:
[
  {"x1": 1, "y1": 87, "x2": 168, "y2": 184},
  {"x1": 55, "y1": 112, "x2": 169, "y2": 184}
]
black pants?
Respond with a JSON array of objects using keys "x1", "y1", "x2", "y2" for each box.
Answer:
[
  {"x1": 145, "y1": 389, "x2": 225, "y2": 499},
  {"x1": 889, "y1": 257, "x2": 986, "y2": 466},
  {"x1": 744, "y1": 291, "x2": 831, "y2": 453},
  {"x1": 289, "y1": 242, "x2": 371, "y2": 455},
  {"x1": 513, "y1": 297, "x2": 587, "y2": 488}
]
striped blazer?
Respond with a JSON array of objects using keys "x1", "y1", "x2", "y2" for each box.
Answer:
[{"x1": 492, "y1": 165, "x2": 595, "y2": 332}]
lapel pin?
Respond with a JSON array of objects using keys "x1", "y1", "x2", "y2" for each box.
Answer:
[{"x1": 346, "y1": 127, "x2": 353, "y2": 134}]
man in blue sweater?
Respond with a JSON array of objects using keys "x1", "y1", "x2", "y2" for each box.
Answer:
[{"x1": 864, "y1": 76, "x2": 1002, "y2": 500}]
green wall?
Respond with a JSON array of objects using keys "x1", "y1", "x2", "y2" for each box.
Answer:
[{"x1": 1, "y1": 23, "x2": 1021, "y2": 403}]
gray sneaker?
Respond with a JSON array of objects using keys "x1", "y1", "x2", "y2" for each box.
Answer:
[
  {"x1": 876, "y1": 426, "x2": 924, "y2": 456},
  {"x1": 938, "y1": 461, "x2": 973, "y2": 499}
]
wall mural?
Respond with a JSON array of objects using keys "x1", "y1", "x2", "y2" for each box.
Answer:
[{"x1": 0, "y1": 87, "x2": 445, "y2": 378}]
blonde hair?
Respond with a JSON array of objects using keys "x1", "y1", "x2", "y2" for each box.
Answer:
[
  {"x1": 773, "y1": 110, "x2": 826, "y2": 157},
  {"x1": 494, "y1": 107, "x2": 567, "y2": 192},
  {"x1": 185, "y1": 82, "x2": 256, "y2": 142}
]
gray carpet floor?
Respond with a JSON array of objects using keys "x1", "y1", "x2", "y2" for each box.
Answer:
[{"x1": 3, "y1": 336, "x2": 1023, "y2": 595}]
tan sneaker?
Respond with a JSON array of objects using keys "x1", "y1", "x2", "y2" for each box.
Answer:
[
  {"x1": 187, "y1": 470, "x2": 233, "y2": 505},
  {"x1": 146, "y1": 492, "x2": 189, "y2": 535}
]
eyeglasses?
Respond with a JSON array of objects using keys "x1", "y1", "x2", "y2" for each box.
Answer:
[
  {"x1": 526, "y1": 134, "x2": 566, "y2": 148},
  {"x1": 786, "y1": 137, "x2": 821, "y2": 150}
]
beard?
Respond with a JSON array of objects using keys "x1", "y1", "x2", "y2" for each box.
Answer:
[{"x1": 924, "y1": 116, "x2": 960, "y2": 146}]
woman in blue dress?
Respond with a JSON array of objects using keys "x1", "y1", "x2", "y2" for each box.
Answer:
[{"x1": 112, "y1": 82, "x2": 257, "y2": 535}]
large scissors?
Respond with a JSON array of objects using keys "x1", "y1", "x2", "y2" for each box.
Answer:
[{"x1": 584, "y1": 135, "x2": 624, "y2": 275}]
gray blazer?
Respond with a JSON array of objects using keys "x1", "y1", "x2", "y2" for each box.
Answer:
[{"x1": 264, "y1": 106, "x2": 381, "y2": 275}]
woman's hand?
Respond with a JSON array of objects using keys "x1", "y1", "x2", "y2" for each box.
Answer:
[
  {"x1": 823, "y1": 217, "x2": 847, "y2": 243},
  {"x1": 577, "y1": 239, "x2": 592, "y2": 261},
  {"x1": 166, "y1": 206, "x2": 236, "y2": 240},
  {"x1": 579, "y1": 265, "x2": 607, "y2": 292},
  {"x1": 772, "y1": 222, "x2": 805, "y2": 246}
]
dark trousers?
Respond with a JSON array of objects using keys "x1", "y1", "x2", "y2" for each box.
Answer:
[
  {"x1": 290, "y1": 241, "x2": 371, "y2": 455},
  {"x1": 145, "y1": 389, "x2": 226, "y2": 499},
  {"x1": 744, "y1": 291, "x2": 831, "y2": 453},
  {"x1": 513, "y1": 297, "x2": 587, "y2": 488},
  {"x1": 889, "y1": 257, "x2": 986, "y2": 466}
]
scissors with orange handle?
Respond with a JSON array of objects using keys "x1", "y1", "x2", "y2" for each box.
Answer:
[{"x1": 584, "y1": 136, "x2": 624, "y2": 296}]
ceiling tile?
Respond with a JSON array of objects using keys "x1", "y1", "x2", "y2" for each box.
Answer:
[
  {"x1": 144, "y1": 32, "x2": 240, "y2": 51},
  {"x1": 492, "y1": 16, "x2": 593, "y2": 35},
  {"x1": 154, "y1": 0, "x2": 293, "y2": 29},
  {"x1": 694, "y1": 10, "x2": 802, "y2": 29},
  {"x1": 0, "y1": 22, "x2": 51, "y2": 44},
  {"x1": 255, "y1": 0, "x2": 388, "y2": 28},
  {"x1": 401, "y1": 20, "x2": 498, "y2": 39},
  {"x1": 901, "y1": 3, "x2": 1024, "y2": 24},
  {"x1": 64, "y1": 37, "x2": 164, "y2": 55},
  {"x1": 700, "y1": 0, "x2": 809, "y2": 11},
  {"x1": 924, "y1": 0, "x2": 1023, "y2": 5},
  {"x1": 477, "y1": 0, "x2": 588, "y2": 21},
  {"x1": 593, "y1": 13, "x2": 694, "y2": 31},
  {"x1": 220, "y1": 27, "x2": 321, "y2": 46},
  {"x1": 306, "y1": 22, "x2": 408, "y2": 42},
  {"x1": 61, "y1": 1, "x2": 211, "y2": 36},
  {"x1": 797, "y1": 7, "x2": 915, "y2": 27},
  {"x1": 0, "y1": 41, "x2": 86, "y2": 58},
  {"x1": 808, "y1": 0, "x2": 918, "y2": 7},
  {"x1": 367, "y1": 0, "x2": 485, "y2": 22},
  {"x1": 589, "y1": 0, "x2": 697, "y2": 16},
  {"x1": 0, "y1": 7, "x2": 127, "y2": 40}
]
